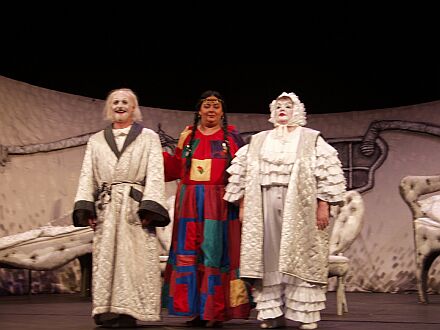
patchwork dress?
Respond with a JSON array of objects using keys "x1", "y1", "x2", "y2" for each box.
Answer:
[{"x1": 162, "y1": 125, "x2": 250, "y2": 321}]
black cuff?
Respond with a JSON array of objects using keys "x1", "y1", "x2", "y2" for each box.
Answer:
[
  {"x1": 73, "y1": 200, "x2": 96, "y2": 227},
  {"x1": 138, "y1": 200, "x2": 170, "y2": 227}
]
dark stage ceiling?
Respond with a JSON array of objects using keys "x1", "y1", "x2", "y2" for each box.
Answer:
[{"x1": 1, "y1": 2, "x2": 438, "y2": 115}]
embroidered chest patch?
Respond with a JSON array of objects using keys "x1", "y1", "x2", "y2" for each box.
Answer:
[{"x1": 190, "y1": 159, "x2": 212, "y2": 181}]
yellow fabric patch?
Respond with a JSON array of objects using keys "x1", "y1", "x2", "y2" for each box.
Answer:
[
  {"x1": 190, "y1": 159, "x2": 211, "y2": 181},
  {"x1": 230, "y1": 279, "x2": 249, "y2": 307},
  {"x1": 177, "y1": 126, "x2": 192, "y2": 150}
]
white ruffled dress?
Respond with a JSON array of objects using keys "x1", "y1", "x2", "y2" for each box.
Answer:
[{"x1": 225, "y1": 126, "x2": 346, "y2": 323}]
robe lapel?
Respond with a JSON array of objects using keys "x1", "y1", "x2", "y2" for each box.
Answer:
[
  {"x1": 104, "y1": 125, "x2": 121, "y2": 159},
  {"x1": 121, "y1": 122, "x2": 143, "y2": 154}
]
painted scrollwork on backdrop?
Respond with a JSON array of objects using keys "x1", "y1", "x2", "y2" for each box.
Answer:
[{"x1": 3, "y1": 120, "x2": 440, "y2": 194}]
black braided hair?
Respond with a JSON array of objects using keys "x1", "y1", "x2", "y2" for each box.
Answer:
[
  {"x1": 221, "y1": 112, "x2": 232, "y2": 182},
  {"x1": 184, "y1": 111, "x2": 200, "y2": 172},
  {"x1": 184, "y1": 90, "x2": 232, "y2": 182}
]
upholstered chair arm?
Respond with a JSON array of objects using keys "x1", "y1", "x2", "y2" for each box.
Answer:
[{"x1": 399, "y1": 175, "x2": 440, "y2": 219}]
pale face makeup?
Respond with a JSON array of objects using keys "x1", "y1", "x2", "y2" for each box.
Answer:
[
  {"x1": 110, "y1": 91, "x2": 135, "y2": 128},
  {"x1": 274, "y1": 97, "x2": 294, "y2": 125}
]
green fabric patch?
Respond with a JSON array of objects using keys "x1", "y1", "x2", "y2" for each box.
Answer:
[{"x1": 201, "y1": 219, "x2": 223, "y2": 268}]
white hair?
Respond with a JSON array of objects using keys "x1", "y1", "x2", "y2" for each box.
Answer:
[{"x1": 268, "y1": 92, "x2": 307, "y2": 127}]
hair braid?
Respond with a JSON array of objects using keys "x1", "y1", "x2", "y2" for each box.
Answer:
[
  {"x1": 222, "y1": 113, "x2": 232, "y2": 183},
  {"x1": 185, "y1": 112, "x2": 200, "y2": 173}
]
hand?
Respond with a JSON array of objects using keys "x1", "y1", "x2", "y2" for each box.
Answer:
[
  {"x1": 316, "y1": 200, "x2": 329, "y2": 230},
  {"x1": 88, "y1": 218, "x2": 97, "y2": 231},
  {"x1": 238, "y1": 198, "x2": 244, "y2": 222}
]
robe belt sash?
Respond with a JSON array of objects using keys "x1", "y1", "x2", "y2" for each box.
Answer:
[{"x1": 95, "y1": 179, "x2": 146, "y2": 210}]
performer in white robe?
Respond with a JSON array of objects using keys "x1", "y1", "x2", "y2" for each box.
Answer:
[
  {"x1": 73, "y1": 88, "x2": 170, "y2": 328},
  {"x1": 224, "y1": 92, "x2": 346, "y2": 330}
]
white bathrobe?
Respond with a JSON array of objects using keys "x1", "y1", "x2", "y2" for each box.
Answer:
[{"x1": 73, "y1": 122, "x2": 168, "y2": 321}]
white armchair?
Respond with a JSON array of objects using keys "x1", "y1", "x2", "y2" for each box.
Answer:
[
  {"x1": 399, "y1": 175, "x2": 440, "y2": 303},
  {"x1": 328, "y1": 190, "x2": 365, "y2": 315}
]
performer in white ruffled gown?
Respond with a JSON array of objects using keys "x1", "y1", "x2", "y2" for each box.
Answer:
[{"x1": 224, "y1": 92, "x2": 346, "y2": 330}]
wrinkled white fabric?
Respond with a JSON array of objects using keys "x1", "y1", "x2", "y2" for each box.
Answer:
[{"x1": 419, "y1": 194, "x2": 440, "y2": 222}]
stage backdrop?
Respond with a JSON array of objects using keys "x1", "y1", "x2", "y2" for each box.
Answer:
[{"x1": 0, "y1": 75, "x2": 439, "y2": 295}]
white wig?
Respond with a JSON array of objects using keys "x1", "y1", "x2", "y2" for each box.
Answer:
[{"x1": 268, "y1": 92, "x2": 307, "y2": 127}]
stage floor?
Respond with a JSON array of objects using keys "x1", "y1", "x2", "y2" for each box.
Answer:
[{"x1": 0, "y1": 292, "x2": 439, "y2": 329}]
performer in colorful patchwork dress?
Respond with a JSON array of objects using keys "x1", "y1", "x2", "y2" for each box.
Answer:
[
  {"x1": 162, "y1": 90, "x2": 250, "y2": 328},
  {"x1": 224, "y1": 92, "x2": 346, "y2": 330}
]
